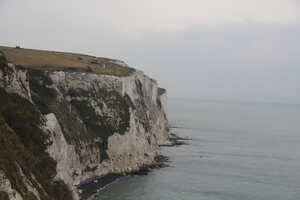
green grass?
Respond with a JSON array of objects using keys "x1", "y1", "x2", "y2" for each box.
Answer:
[{"x1": 0, "y1": 46, "x2": 135, "y2": 77}]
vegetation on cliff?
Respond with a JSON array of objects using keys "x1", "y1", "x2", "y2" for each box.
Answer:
[
  {"x1": 0, "y1": 191, "x2": 9, "y2": 200},
  {"x1": 0, "y1": 47, "x2": 169, "y2": 200},
  {"x1": 28, "y1": 67, "x2": 132, "y2": 161},
  {"x1": 0, "y1": 54, "x2": 73, "y2": 200},
  {"x1": 70, "y1": 89, "x2": 132, "y2": 160}
]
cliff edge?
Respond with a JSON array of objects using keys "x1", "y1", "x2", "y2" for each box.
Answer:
[{"x1": 0, "y1": 46, "x2": 169, "y2": 200}]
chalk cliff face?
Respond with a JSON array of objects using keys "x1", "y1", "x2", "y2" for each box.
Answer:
[{"x1": 0, "y1": 50, "x2": 169, "y2": 200}]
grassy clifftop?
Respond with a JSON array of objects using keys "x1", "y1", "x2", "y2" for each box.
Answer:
[{"x1": 0, "y1": 46, "x2": 134, "y2": 77}]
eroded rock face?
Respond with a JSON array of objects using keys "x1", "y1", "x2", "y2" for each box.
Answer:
[
  {"x1": 0, "y1": 57, "x2": 169, "y2": 200},
  {"x1": 0, "y1": 171, "x2": 23, "y2": 200},
  {"x1": 0, "y1": 60, "x2": 31, "y2": 101},
  {"x1": 42, "y1": 70, "x2": 169, "y2": 199}
]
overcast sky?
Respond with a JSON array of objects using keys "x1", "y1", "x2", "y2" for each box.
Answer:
[{"x1": 1, "y1": 0, "x2": 300, "y2": 104}]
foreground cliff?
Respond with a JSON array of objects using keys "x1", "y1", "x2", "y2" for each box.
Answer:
[{"x1": 0, "y1": 47, "x2": 169, "y2": 200}]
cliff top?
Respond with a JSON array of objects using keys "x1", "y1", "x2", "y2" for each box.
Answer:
[{"x1": 0, "y1": 46, "x2": 135, "y2": 77}]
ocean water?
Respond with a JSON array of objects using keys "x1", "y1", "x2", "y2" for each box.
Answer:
[{"x1": 94, "y1": 99, "x2": 300, "y2": 200}]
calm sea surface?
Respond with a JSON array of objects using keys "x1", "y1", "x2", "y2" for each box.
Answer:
[{"x1": 95, "y1": 99, "x2": 300, "y2": 200}]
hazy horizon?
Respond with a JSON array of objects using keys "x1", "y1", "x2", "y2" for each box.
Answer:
[{"x1": 1, "y1": 0, "x2": 300, "y2": 104}]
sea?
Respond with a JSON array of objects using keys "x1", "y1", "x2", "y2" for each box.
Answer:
[{"x1": 94, "y1": 98, "x2": 300, "y2": 200}]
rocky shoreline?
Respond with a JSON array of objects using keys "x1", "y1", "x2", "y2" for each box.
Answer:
[
  {"x1": 78, "y1": 132, "x2": 190, "y2": 200},
  {"x1": 159, "y1": 133, "x2": 191, "y2": 147},
  {"x1": 77, "y1": 174, "x2": 122, "y2": 200},
  {"x1": 77, "y1": 155, "x2": 170, "y2": 200}
]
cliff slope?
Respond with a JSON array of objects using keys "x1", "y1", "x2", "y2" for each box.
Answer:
[{"x1": 0, "y1": 47, "x2": 169, "y2": 200}]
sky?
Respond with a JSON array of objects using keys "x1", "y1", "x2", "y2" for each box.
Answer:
[{"x1": 1, "y1": 0, "x2": 300, "y2": 104}]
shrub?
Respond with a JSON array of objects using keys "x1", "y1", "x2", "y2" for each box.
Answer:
[{"x1": 0, "y1": 56, "x2": 73, "y2": 200}]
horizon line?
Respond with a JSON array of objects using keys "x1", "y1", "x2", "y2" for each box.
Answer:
[{"x1": 169, "y1": 97, "x2": 300, "y2": 107}]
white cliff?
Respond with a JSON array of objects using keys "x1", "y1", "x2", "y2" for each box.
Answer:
[
  {"x1": 44, "y1": 69, "x2": 169, "y2": 199},
  {"x1": 0, "y1": 51, "x2": 169, "y2": 200}
]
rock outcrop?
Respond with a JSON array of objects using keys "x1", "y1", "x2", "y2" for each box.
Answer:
[{"x1": 0, "y1": 48, "x2": 169, "y2": 200}]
